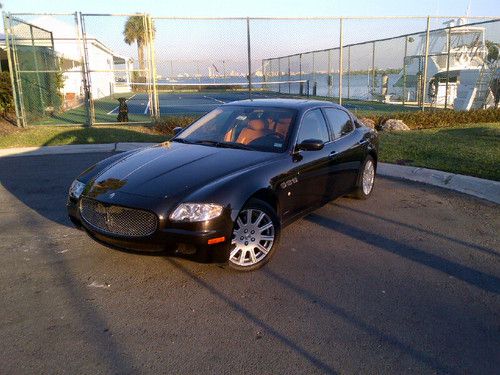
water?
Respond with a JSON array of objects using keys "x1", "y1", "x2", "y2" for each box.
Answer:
[{"x1": 158, "y1": 72, "x2": 402, "y2": 101}]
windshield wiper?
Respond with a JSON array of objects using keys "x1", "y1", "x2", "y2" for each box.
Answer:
[
  {"x1": 171, "y1": 138, "x2": 194, "y2": 144},
  {"x1": 216, "y1": 142, "x2": 254, "y2": 151},
  {"x1": 191, "y1": 139, "x2": 254, "y2": 151},
  {"x1": 191, "y1": 140, "x2": 219, "y2": 146}
]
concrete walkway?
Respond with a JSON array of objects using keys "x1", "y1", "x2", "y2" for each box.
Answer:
[{"x1": 0, "y1": 143, "x2": 499, "y2": 204}]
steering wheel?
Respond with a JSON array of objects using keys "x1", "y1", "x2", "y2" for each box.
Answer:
[{"x1": 262, "y1": 132, "x2": 285, "y2": 141}]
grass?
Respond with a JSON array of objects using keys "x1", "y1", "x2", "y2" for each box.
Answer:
[
  {"x1": 379, "y1": 122, "x2": 500, "y2": 181},
  {"x1": 2, "y1": 110, "x2": 499, "y2": 181},
  {"x1": 0, "y1": 125, "x2": 167, "y2": 148}
]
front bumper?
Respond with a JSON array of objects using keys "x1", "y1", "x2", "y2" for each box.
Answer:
[{"x1": 67, "y1": 196, "x2": 233, "y2": 260}]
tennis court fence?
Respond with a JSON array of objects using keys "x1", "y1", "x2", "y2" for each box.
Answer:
[{"x1": 3, "y1": 13, "x2": 500, "y2": 127}]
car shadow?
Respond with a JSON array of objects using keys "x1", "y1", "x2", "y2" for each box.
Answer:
[
  {"x1": 304, "y1": 213, "x2": 500, "y2": 295},
  {"x1": 0, "y1": 128, "x2": 166, "y2": 229},
  {"x1": 333, "y1": 202, "x2": 500, "y2": 259},
  {"x1": 163, "y1": 257, "x2": 340, "y2": 375}
]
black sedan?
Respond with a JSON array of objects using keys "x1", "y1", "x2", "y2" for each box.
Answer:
[{"x1": 67, "y1": 99, "x2": 378, "y2": 271}]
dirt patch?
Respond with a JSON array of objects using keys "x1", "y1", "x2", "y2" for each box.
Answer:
[{"x1": 0, "y1": 114, "x2": 20, "y2": 136}]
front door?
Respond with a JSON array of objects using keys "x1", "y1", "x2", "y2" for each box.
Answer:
[{"x1": 279, "y1": 109, "x2": 332, "y2": 221}]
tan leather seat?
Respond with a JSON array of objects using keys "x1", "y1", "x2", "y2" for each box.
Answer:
[
  {"x1": 236, "y1": 119, "x2": 267, "y2": 144},
  {"x1": 275, "y1": 117, "x2": 292, "y2": 137}
]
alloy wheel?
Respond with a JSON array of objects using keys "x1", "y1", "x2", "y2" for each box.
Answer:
[
  {"x1": 362, "y1": 160, "x2": 375, "y2": 195},
  {"x1": 229, "y1": 209, "x2": 275, "y2": 267}
]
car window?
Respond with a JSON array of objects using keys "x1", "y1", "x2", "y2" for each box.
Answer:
[
  {"x1": 176, "y1": 106, "x2": 296, "y2": 153},
  {"x1": 296, "y1": 109, "x2": 330, "y2": 144},
  {"x1": 323, "y1": 108, "x2": 354, "y2": 139}
]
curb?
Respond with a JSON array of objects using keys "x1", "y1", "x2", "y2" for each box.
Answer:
[
  {"x1": 0, "y1": 143, "x2": 157, "y2": 158},
  {"x1": 377, "y1": 163, "x2": 500, "y2": 205},
  {"x1": 0, "y1": 143, "x2": 498, "y2": 204}
]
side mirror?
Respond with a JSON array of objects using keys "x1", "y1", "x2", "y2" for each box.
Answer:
[
  {"x1": 173, "y1": 127, "x2": 183, "y2": 136},
  {"x1": 296, "y1": 139, "x2": 324, "y2": 151}
]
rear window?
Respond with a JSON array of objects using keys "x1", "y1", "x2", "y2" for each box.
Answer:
[{"x1": 323, "y1": 108, "x2": 354, "y2": 139}]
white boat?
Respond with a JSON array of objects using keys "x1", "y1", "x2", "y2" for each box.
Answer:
[{"x1": 391, "y1": 18, "x2": 497, "y2": 109}]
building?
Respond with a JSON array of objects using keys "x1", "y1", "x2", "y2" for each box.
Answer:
[{"x1": 0, "y1": 16, "x2": 132, "y2": 110}]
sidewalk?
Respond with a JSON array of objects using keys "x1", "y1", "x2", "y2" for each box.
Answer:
[{"x1": 1, "y1": 143, "x2": 498, "y2": 204}]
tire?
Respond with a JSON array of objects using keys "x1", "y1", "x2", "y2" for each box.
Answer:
[
  {"x1": 350, "y1": 155, "x2": 376, "y2": 200},
  {"x1": 227, "y1": 198, "x2": 281, "y2": 272}
]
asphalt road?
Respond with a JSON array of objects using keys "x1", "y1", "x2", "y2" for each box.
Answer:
[{"x1": 0, "y1": 153, "x2": 499, "y2": 374}]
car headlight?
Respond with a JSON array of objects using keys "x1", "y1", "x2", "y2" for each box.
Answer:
[
  {"x1": 69, "y1": 180, "x2": 86, "y2": 199},
  {"x1": 170, "y1": 203, "x2": 223, "y2": 222}
]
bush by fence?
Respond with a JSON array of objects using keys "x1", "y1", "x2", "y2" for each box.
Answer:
[
  {"x1": 151, "y1": 107, "x2": 500, "y2": 136},
  {"x1": 363, "y1": 108, "x2": 500, "y2": 130},
  {"x1": 153, "y1": 116, "x2": 198, "y2": 135},
  {"x1": 0, "y1": 72, "x2": 14, "y2": 116}
]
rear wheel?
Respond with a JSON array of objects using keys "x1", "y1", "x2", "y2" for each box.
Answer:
[
  {"x1": 227, "y1": 199, "x2": 280, "y2": 271},
  {"x1": 350, "y1": 156, "x2": 376, "y2": 199}
]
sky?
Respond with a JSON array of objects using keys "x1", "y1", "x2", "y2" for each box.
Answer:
[
  {"x1": 2, "y1": 0, "x2": 499, "y2": 77},
  {"x1": 2, "y1": 0, "x2": 499, "y2": 18}
]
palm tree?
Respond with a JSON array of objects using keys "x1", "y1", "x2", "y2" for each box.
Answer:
[{"x1": 123, "y1": 15, "x2": 155, "y2": 78}]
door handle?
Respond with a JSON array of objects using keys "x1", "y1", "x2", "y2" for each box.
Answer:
[
  {"x1": 329, "y1": 150, "x2": 337, "y2": 158},
  {"x1": 358, "y1": 139, "x2": 368, "y2": 145}
]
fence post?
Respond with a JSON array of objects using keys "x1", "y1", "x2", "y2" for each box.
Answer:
[
  {"x1": 339, "y1": 17, "x2": 344, "y2": 105},
  {"x1": 246, "y1": 17, "x2": 252, "y2": 99},
  {"x1": 402, "y1": 36, "x2": 408, "y2": 106},
  {"x1": 261, "y1": 59, "x2": 265, "y2": 84},
  {"x1": 278, "y1": 57, "x2": 282, "y2": 93},
  {"x1": 299, "y1": 53, "x2": 302, "y2": 81},
  {"x1": 288, "y1": 56, "x2": 291, "y2": 94},
  {"x1": 3, "y1": 13, "x2": 23, "y2": 127},
  {"x1": 422, "y1": 16, "x2": 431, "y2": 111},
  {"x1": 77, "y1": 12, "x2": 94, "y2": 127},
  {"x1": 327, "y1": 49, "x2": 332, "y2": 97},
  {"x1": 444, "y1": 26, "x2": 452, "y2": 109},
  {"x1": 371, "y1": 41, "x2": 375, "y2": 95},
  {"x1": 312, "y1": 51, "x2": 315, "y2": 97},
  {"x1": 147, "y1": 14, "x2": 159, "y2": 120},
  {"x1": 299, "y1": 53, "x2": 303, "y2": 95},
  {"x1": 347, "y1": 45, "x2": 351, "y2": 100}
]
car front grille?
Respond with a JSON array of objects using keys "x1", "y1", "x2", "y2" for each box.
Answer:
[{"x1": 80, "y1": 197, "x2": 158, "y2": 237}]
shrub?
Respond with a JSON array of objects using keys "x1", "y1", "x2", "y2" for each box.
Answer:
[
  {"x1": 0, "y1": 71, "x2": 14, "y2": 116},
  {"x1": 153, "y1": 116, "x2": 198, "y2": 135},
  {"x1": 363, "y1": 108, "x2": 500, "y2": 130}
]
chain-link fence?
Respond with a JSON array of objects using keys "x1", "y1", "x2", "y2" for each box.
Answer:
[
  {"x1": 263, "y1": 17, "x2": 500, "y2": 110},
  {"x1": 3, "y1": 13, "x2": 500, "y2": 127}
]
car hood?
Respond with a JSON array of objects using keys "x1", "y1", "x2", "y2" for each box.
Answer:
[{"x1": 86, "y1": 142, "x2": 277, "y2": 199}]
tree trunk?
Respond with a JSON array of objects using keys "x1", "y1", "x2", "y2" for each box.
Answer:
[{"x1": 138, "y1": 40, "x2": 145, "y2": 78}]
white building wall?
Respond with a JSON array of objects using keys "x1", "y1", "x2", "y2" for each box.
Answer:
[{"x1": 87, "y1": 42, "x2": 115, "y2": 99}]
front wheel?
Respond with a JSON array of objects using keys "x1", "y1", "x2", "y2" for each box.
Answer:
[
  {"x1": 227, "y1": 199, "x2": 280, "y2": 271},
  {"x1": 350, "y1": 156, "x2": 376, "y2": 199}
]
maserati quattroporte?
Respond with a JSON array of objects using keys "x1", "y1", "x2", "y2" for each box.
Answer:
[{"x1": 68, "y1": 99, "x2": 378, "y2": 271}]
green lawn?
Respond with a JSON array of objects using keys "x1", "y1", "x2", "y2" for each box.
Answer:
[
  {"x1": 0, "y1": 125, "x2": 167, "y2": 148},
  {"x1": 1, "y1": 120, "x2": 499, "y2": 181},
  {"x1": 379, "y1": 122, "x2": 500, "y2": 181}
]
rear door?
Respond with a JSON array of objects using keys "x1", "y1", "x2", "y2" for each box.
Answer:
[{"x1": 322, "y1": 108, "x2": 365, "y2": 197}]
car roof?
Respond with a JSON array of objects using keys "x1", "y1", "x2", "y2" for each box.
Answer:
[{"x1": 221, "y1": 98, "x2": 345, "y2": 111}]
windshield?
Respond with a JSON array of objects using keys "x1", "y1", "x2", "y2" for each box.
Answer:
[{"x1": 174, "y1": 106, "x2": 296, "y2": 153}]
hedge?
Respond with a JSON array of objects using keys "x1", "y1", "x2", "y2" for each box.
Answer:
[{"x1": 363, "y1": 108, "x2": 500, "y2": 130}]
